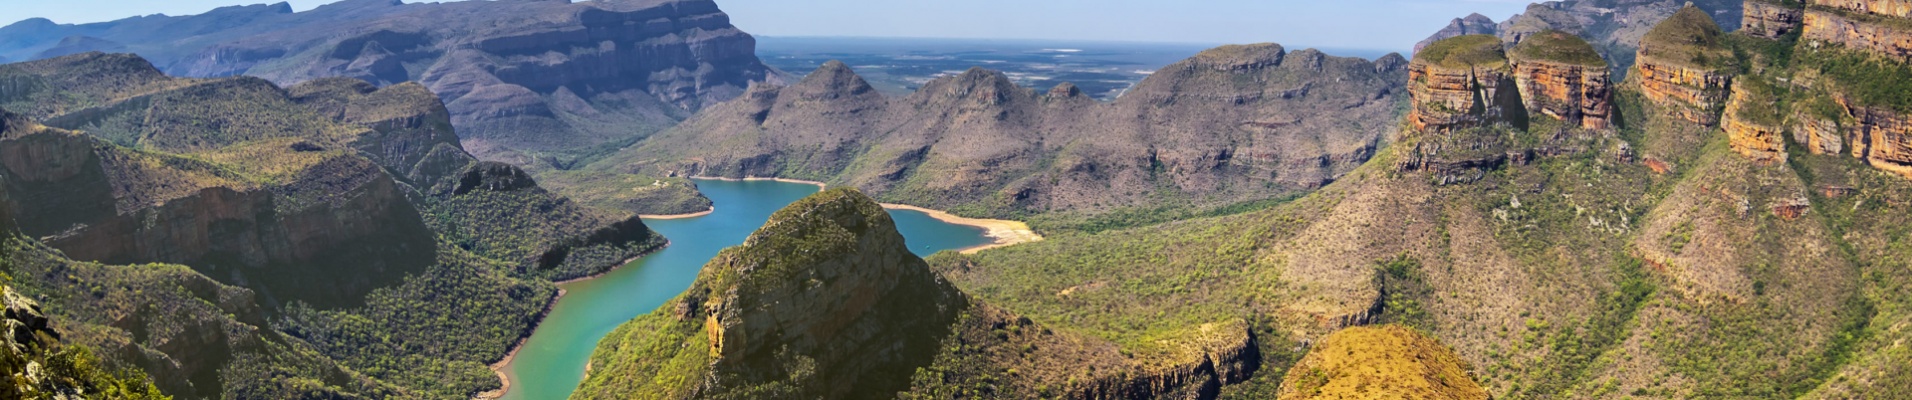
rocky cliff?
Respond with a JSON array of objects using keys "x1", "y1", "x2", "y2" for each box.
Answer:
[
  {"x1": 1723, "y1": 79, "x2": 1789, "y2": 162},
  {"x1": 577, "y1": 188, "x2": 966, "y2": 399},
  {"x1": 1511, "y1": 30, "x2": 1616, "y2": 130},
  {"x1": 1801, "y1": 8, "x2": 1912, "y2": 60},
  {"x1": 1814, "y1": 0, "x2": 1912, "y2": 17},
  {"x1": 0, "y1": 0, "x2": 776, "y2": 168},
  {"x1": 1420, "y1": 0, "x2": 1744, "y2": 82},
  {"x1": 1409, "y1": 35, "x2": 1523, "y2": 134},
  {"x1": 1635, "y1": 6, "x2": 1740, "y2": 127},
  {"x1": 597, "y1": 44, "x2": 1408, "y2": 226},
  {"x1": 1744, "y1": 0, "x2": 1806, "y2": 39}
]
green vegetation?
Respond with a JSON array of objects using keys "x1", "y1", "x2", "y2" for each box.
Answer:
[
  {"x1": 1733, "y1": 76, "x2": 1790, "y2": 127},
  {"x1": 1417, "y1": 34, "x2": 1509, "y2": 68},
  {"x1": 1797, "y1": 45, "x2": 1912, "y2": 113},
  {"x1": 538, "y1": 171, "x2": 713, "y2": 216},
  {"x1": 1512, "y1": 30, "x2": 1607, "y2": 67},
  {"x1": 1277, "y1": 325, "x2": 1487, "y2": 400},
  {"x1": 277, "y1": 247, "x2": 555, "y2": 398}
]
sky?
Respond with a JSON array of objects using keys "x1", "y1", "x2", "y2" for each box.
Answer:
[{"x1": 0, "y1": 0, "x2": 1536, "y2": 52}]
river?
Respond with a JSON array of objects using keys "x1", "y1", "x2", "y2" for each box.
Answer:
[{"x1": 496, "y1": 179, "x2": 995, "y2": 400}]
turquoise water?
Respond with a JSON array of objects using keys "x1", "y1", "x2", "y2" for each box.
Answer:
[{"x1": 498, "y1": 179, "x2": 993, "y2": 400}]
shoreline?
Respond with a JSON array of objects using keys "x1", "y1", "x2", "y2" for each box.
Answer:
[
  {"x1": 479, "y1": 245, "x2": 665, "y2": 400},
  {"x1": 688, "y1": 176, "x2": 1042, "y2": 254},
  {"x1": 879, "y1": 204, "x2": 1045, "y2": 254},
  {"x1": 689, "y1": 175, "x2": 828, "y2": 189},
  {"x1": 639, "y1": 207, "x2": 714, "y2": 220}
]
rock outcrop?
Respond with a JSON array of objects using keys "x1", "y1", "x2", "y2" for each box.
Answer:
[
  {"x1": 1845, "y1": 101, "x2": 1912, "y2": 177},
  {"x1": 1415, "y1": 14, "x2": 1501, "y2": 55},
  {"x1": 1814, "y1": 0, "x2": 1912, "y2": 18},
  {"x1": 1277, "y1": 325, "x2": 1487, "y2": 400},
  {"x1": 1724, "y1": 80, "x2": 1789, "y2": 162},
  {"x1": 578, "y1": 188, "x2": 965, "y2": 399},
  {"x1": 1408, "y1": 35, "x2": 1523, "y2": 134},
  {"x1": 1636, "y1": 6, "x2": 1739, "y2": 126},
  {"x1": 0, "y1": 0, "x2": 776, "y2": 166},
  {"x1": 1510, "y1": 30, "x2": 1616, "y2": 130},
  {"x1": 1420, "y1": 0, "x2": 1743, "y2": 82},
  {"x1": 1802, "y1": 8, "x2": 1912, "y2": 60},
  {"x1": 1744, "y1": 0, "x2": 1806, "y2": 40}
]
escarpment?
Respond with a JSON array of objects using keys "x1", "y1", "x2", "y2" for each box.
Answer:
[
  {"x1": 0, "y1": 0, "x2": 775, "y2": 166},
  {"x1": 1744, "y1": 0, "x2": 1806, "y2": 39},
  {"x1": 1724, "y1": 79, "x2": 1789, "y2": 161},
  {"x1": 1408, "y1": 35, "x2": 1523, "y2": 134},
  {"x1": 1802, "y1": 7, "x2": 1912, "y2": 60},
  {"x1": 600, "y1": 43, "x2": 1408, "y2": 224},
  {"x1": 578, "y1": 188, "x2": 967, "y2": 399},
  {"x1": 1636, "y1": 6, "x2": 1739, "y2": 126},
  {"x1": 1511, "y1": 30, "x2": 1616, "y2": 130}
]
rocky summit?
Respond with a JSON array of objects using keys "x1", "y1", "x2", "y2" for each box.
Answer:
[
  {"x1": 0, "y1": 0, "x2": 776, "y2": 167},
  {"x1": 1277, "y1": 325, "x2": 1487, "y2": 400}
]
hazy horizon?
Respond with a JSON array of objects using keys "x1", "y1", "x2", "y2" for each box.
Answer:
[{"x1": 1, "y1": 0, "x2": 1534, "y2": 53}]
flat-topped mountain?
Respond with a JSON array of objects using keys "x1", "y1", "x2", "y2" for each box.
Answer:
[
  {"x1": 592, "y1": 43, "x2": 1408, "y2": 230},
  {"x1": 0, "y1": 0, "x2": 776, "y2": 168}
]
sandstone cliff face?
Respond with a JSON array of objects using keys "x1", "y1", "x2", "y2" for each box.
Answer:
[
  {"x1": 1636, "y1": 6, "x2": 1739, "y2": 126},
  {"x1": 1510, "y1": 31, "x2": 1616, "y2": 130},
  {"x1": 0, "y1": 0, "x2": 775, "y2": 166},
  {"x1": 1723, "y1": 81, "x2": 1789, "y2": 162},
  {"x1": 1802, "y1": 9, "x2": 1912, "y2": 60},
  {"x1": 1814, "y1": 0, "x2": 1912, "y2": 17},
  {"x1": 1409, "y1": 63, "x2": 1520, "y2": 133},
  {"x1": 1845, "y1": 101, "x2": 1912, "y2": 177},
  {"x1": 1744, "y1": 1, "x2": 1806, "y2": 40}
]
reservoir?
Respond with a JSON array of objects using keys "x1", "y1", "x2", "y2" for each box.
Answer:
[{"x1": 498, "y1": 179, "x2": 995, "y2": 400}]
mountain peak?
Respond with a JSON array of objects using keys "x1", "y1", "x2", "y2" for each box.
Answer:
[
  {"x1": 1511, "y1": 29, "x2": 1606, "y2": 66},
  {"x1": 1414, "y1": 34, "x2": 1508, "y2": 68},
  {"x1": 1191, "y1": 43, "x2": 1287, "y2": 70},
  {"x1": 791, "y1": 60, "x2": 877, "y2": 98}
]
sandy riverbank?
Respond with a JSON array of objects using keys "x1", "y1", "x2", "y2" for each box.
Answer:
[
  {"x1": 880, "y1": 204, "x2": 1044, "y2": 254},
  {"x1": 639, "y1": 207, "x2": 714, "y2": 220}
]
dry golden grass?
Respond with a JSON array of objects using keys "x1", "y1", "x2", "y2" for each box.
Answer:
[{"x1": 1278, "y1": 325, "x2": 1487, "y2": 400}]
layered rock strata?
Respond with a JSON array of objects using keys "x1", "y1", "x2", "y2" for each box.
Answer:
[
  {"x1": 1814, "y1": 0, "x2": 1912, "y2": 17},
  {"x1": 0, "y1": 0, "x2": 776, "y2": 165},
  {"x1": 1510, "y1": 30, "x2": 1616, "y2": 130},
  {"x1": 1745, "y1": 0, "x2": 1807, "y2": 39},
  {"x1": 1409, "y1": 35, "x2": 1523, "y2": 134},
  {"x1": 1845, "y1": 101, "x2": 1912, "y2": 177},
  {"x1": 1802, "y1": 8, "x2": 1912, "y2": 60},
  {"x1": 1724, "y1": 81, "x2": 1790, "y2": 162},
  {"x1": 1636, "y1": 6, "x2": 1739, "y2": 126}
]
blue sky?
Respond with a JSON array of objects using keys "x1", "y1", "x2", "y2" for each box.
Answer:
[{"x1": 0, "y1": 0, "x2": 1534, "y2": 52}]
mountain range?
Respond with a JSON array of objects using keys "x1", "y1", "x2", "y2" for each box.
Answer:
[
  {"x1": 0, "y1": 0, "x2": 776, "y2": 172},
  {"x1": 6, "y1": 0, "x2": 1912, "y2": 399}
]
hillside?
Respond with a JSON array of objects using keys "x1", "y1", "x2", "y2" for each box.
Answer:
[
  {"x1": 591, "y1": 44, "x2": 1409, "y2": 232},
  {"x1": 0, "y1": 53, "x2": 671, "y2": 398},
  {"x1": 0, "y1": 0, "x2": 776, "y2": 171}
]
